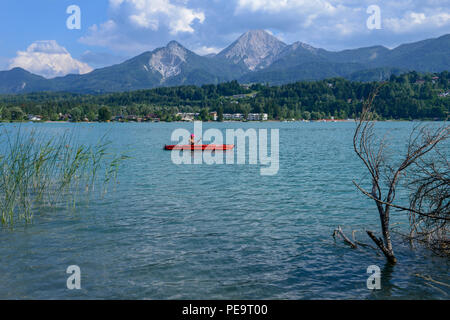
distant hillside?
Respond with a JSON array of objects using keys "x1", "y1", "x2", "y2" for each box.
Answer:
[
  {"x1": 0, "y1": 71, "x2": 448, "y2": 122},
  {"x1": 238, "y1": 33, "x2": 450, "y2": 85},
  {"x1": 0, "y1": 68, "x2": 49, "y2": 94},
  {"x1": 0, "y1": 31, "x2": 449, "y2": 94}
]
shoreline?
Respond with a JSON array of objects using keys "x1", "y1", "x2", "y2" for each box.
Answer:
[{"x1": 0, "y1": 119, "x2": 446, "y2": 124}]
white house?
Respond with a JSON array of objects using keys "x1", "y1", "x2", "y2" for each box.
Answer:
[
  {"x1": 27, "y1": 115, "x2": 42, "y2": 121},
  {"x1": 247, "y1": 113, "x2": 268, "y2": 121}
]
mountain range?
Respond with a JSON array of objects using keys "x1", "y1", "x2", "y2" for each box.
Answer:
[{"x1": 1, "y1": 30, "x2": 449, "y2": 94}]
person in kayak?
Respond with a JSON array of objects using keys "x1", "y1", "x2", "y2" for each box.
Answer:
[{"x1": 189, "y1": 134, "x2": 196, "y2": 148}]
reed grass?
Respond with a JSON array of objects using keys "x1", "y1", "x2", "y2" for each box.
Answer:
[{"x1": 0, "y1": 126, "x2": 128, "y2": 227}]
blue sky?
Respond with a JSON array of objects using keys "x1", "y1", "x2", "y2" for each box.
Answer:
[{"x1": 1, "y1": 0, "x2": 449, "y2": 77}]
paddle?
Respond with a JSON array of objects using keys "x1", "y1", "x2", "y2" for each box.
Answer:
[{"x1": 190, "y1": 137, "x2": 202, "y2": 145}]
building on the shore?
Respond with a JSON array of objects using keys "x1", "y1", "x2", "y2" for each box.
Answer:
[
  {"x1": 176, "y1": 113, "x2": 199, "y2": 121},
  {"x1": 247, "y1": 113, "x2": 268, "y2": 121},
  {"x1": 126, "y1": 115, "x2": 139, "y2": 122},
  {"x1": 144, "y1": 114, "x2": 160, "y2": 122},
  {"x1": 59, "y1": 113, "x2": 71, "y2": 121},
  {"x1": 172, "y1": 112, "x2": 268, "y2": 121},
  {"x1": 221, "y1": 113, "x2": 268, "y2": 121},
  {"x1": 223, "y1": 113, "x2": 245, "y2": 120},
  {"x1": 223, "y1": 113, "x2": 239, "y2": 120},
  {"x1": 27, "y1": 114, "x2": 42, "y2": 121}
]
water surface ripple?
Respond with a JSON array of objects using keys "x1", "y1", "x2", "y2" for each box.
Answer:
[{"x1": 0, "y1": 122, "x2": 448, "y2": 299}]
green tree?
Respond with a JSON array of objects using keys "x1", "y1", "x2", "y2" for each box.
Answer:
[
  {"x1": 302, "y1": 111, "x2": 311, "y2": 120},
  {"x1": 218, "y1": 106, "x2": 224, "y2": 122},
  {"x1": 311, "y1": 111, "x2": 322, "y2": 120},
  {"x1": 10, "y1": 107, "x2": 24, "y2": 121},
  {"x1": 87, "y1": 111, "x2": 97, "y2": 121},
  {"x1": 199, "y1": 108, "x2": 209, "y2": 121},
  {"x1": 1, "y1": 107, "x2": 11, "y2": 121},
  {"x1": 49, "y1": 113, "x2": 59, "y2": 121},
  {"x1": 98, "y1": 106, "x2": 112, "y2": 122},
  {"x1": 69, "y1": 107, "x2": 83, "y2": 122}
]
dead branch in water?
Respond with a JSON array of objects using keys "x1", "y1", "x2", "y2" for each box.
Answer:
[
  {"x1": 414, "y1": 274, "x2": 450, "y2": 296},
  {"x1": 333, "y1": 226, "x2": 357, "y2": 249},
  {"x1": 414, "y1": 274, "x2": 450, "y2": 288},
  {"x1": 352, "y1": 85, "x2": 449, "y2": 264}
]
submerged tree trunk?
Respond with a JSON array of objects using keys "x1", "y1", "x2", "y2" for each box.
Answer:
[
  {"x1": 367, "y1": 230, "x2": 396, "y2": 264},
  {"x1": 372, "y1": 205, "x2": 396, "y2": 263}
]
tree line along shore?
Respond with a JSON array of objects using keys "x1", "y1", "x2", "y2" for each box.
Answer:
[{"x1": 0, "y1": 71, "x2": 448, "y2": 123}]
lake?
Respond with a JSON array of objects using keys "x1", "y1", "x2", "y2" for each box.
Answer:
[{"x1": 0, "y1": 121, "x2": 448, "y2": 299}]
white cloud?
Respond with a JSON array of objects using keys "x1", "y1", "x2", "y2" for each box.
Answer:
[
  {"x1": 80, "y1": 0, "x2": 205, "y2": 53},
  {"x1": 385, "y1": 11, "x2": 450, "y2": 33},
  {"x1": 111, "y1": 0, "x2": 204, "y2": 34},
  {"x1": 236, "y1": 0, "x2": 337, "y2": 15},
  {"x1": 9, "y1": 41, "x2": 93, "y2": 78},
  {"x1": 194, "y1": 46, "x2": 223, "y2": 55},
  {"x1": 81, "y1": 20, "x2": 124, "y2": 49},
  {"x1": 78, "y1": 0, "x2": 450, "y2": 55},
  {"x1": 234, "y1": 0, "x2": 358, "y2": 38}
]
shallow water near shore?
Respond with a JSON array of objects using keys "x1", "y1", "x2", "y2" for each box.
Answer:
[{"x1": 0, "y1": 121, "x2": 448, "y2": 299}]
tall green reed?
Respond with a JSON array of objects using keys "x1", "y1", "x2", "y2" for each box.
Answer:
[{"x1": 0, "y1": 126, "x2": 128, "y2": 226}]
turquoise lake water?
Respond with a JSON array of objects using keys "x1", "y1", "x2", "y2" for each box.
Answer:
[{"x1": 0, "y1": 121, "x2": 448, "y2": 299}]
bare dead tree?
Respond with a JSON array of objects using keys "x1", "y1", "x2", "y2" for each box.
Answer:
[
  {"x1": 352, "y1": 86, "x2": 449, "y2": 264},
  {"x1": 407, "y1": 147, "x2": 449, "y2": 255}
]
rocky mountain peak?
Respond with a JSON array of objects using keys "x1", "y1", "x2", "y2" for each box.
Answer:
[
  {"x1": 145, "y1": 41, "x2": 189, "y2": 80},
  {"x1": 218, "y1": 29, "x2": 287, "y2": 71},
  {"x1": 166, "y1": 40, "x2": 184, "y2": 50}
]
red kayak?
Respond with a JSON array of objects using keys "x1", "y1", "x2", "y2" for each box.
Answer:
[{"x1": 164, "y1": 144, "x2": 234, "y2": 151}]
